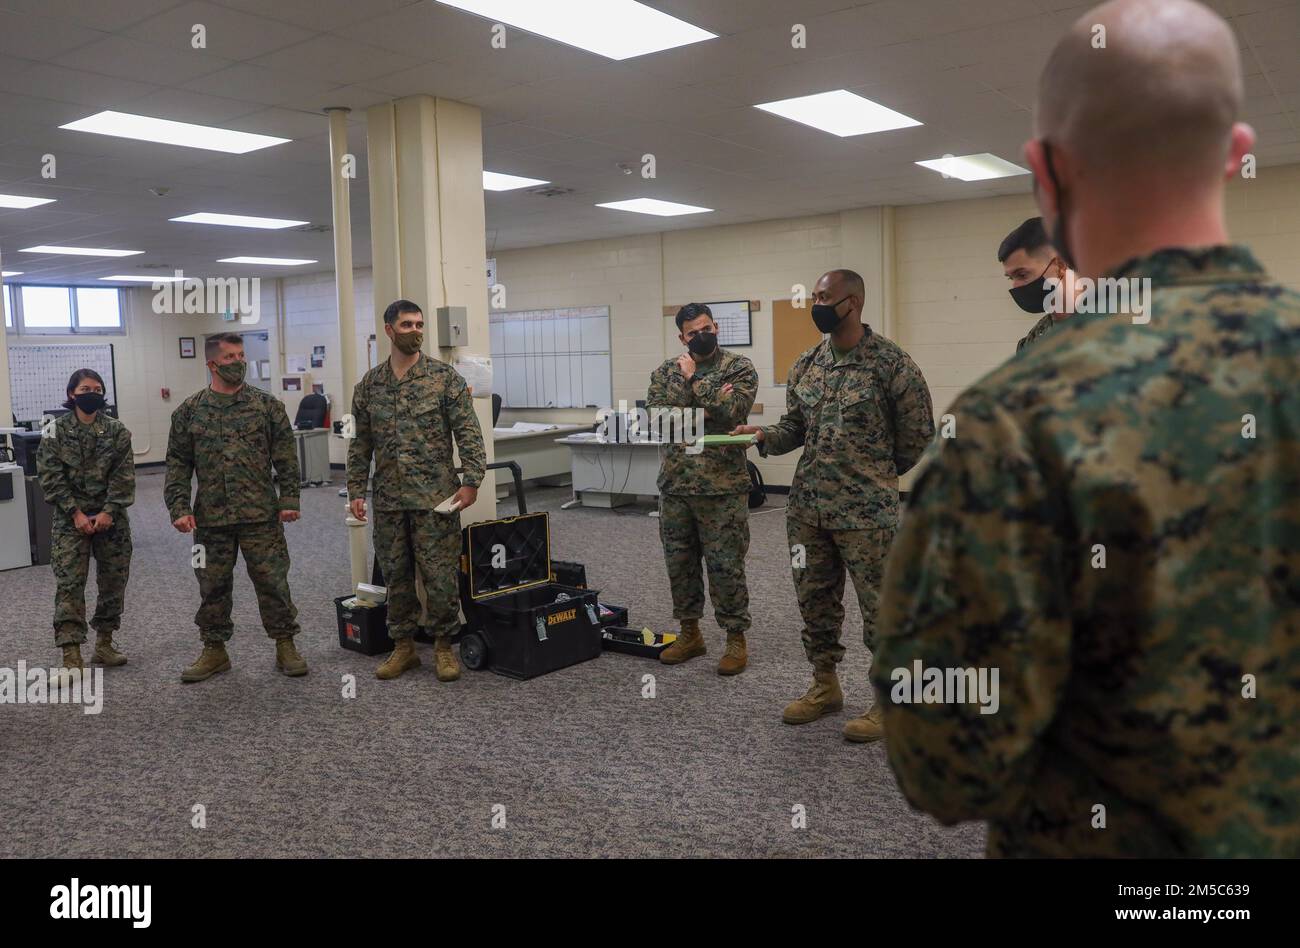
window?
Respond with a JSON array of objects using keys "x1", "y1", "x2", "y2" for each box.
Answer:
[
  {"x1": 21, "y1": 286, "x2": 72, "y2": 329},
  {"x1": 75, "y1": 287, "x2": 122, "y2": 328},
  {"x1": 6, "y1": 285, "x2": 124, "y2": 334}
]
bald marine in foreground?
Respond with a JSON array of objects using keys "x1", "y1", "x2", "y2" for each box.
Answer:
[{"x1": 873, "y1": 0, "x2": 1300, "y2": 857}]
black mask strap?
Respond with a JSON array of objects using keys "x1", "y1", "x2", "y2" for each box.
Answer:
[{"x1": 1041, "y1": 142, "x2": 1076, "y2": 272}]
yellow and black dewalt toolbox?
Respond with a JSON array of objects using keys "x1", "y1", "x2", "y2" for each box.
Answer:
[{"x1": 457, "y1": 512, "x2": 603, "y2": 679}]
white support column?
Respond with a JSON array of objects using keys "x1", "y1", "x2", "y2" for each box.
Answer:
[
  {"x1": 0, "y1": 250, "x2": 11, "y2": 427},
  {"x1": 366, "y1": 94, "x2": 496, "y2": 519}
]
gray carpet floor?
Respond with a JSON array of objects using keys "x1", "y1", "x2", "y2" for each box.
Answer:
[{"x1": 0, "y1": 470, "x2": 985, "y2": 858}]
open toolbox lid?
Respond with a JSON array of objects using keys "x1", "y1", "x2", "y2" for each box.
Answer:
[{"x1": 461, "y1": 511, "x2": 553, "y2": 601}]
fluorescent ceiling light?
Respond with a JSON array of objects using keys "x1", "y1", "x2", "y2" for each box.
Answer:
[
  {"x1": 754, "y1": 89, "x2": 921, "y2": 137},
  {"x1": 171, "y1": 212, "x2": 308, "y2": 229},
  {"x1": 21, "y1": 245, "x2": 144, "y2": 257},
  {"x1": 218, "y1": 256, "x2": 317, "y2": 266},
  {"x1": 596, "y1": 198, "x2": 712, "y2": 217},
  {"x1": 60, "y1": 110, "x2": 290, "y2": 154},
  {"x1": 0, "y1": 194, "x2": 56, "y2": 209},
  {"x1": 435, "y1": 1, "x2": 715, "y2": 60},
  {"x1": 483, "y1": 171, "x2": 549, "y2": 191},
  {"x1": 101, "y1": 275, "x2": 187, "y2": 283},
  {"x1": 916, "y1": 153, "x2": 1030, "y2": 181},
  {"x1": 2, "y1": 271, "x2": 22, "y2": 277}
]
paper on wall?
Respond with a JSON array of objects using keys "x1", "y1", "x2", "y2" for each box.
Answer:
[
  {"x1": 286, "y1": 354, "x2": 309, "y2": 374},
  {"x1": 454, "y1": 355, "x2": 493, "y2": 398}
]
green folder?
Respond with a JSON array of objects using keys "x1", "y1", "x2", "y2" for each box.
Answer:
[{"x1": 695, "y1": 434, "x2": 756, "y2": 447}]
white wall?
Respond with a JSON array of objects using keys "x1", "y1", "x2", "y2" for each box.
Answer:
[
  {"x1": 5, "y1": 283, "x2": 276, "y2": 465},
  {"x1": 35, "y1": 161, "x2": 1284, "y2": 484}
]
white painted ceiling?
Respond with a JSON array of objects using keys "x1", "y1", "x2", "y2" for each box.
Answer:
[{"x1": 0, "y1": 0, "x2": 1296, "y2": 284}]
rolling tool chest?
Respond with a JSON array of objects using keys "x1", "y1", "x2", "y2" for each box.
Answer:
[{"x1": 457, "y1": 511, "x2": 604, "y2": 679}]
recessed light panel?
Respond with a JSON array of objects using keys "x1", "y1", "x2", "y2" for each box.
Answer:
[
  {"x1": 915, "y1": 153, "x2": 1030, "y2": 181},
  {"x1": 0, "y1": 194, "x2": 56, "y2": 209},
  {"x1": 754, "y1": 90, "x2": 921, "y2": 137},
  {"x1": 21, "y1": 246, "x2": 144, "y2": 257},
  {"x1": 435, "y1": 1, "x2": 715, "y2": 60},
  {"x1": 101, "y1": 275, "x2": 187, "y2": 283},
  {"x1": 596, "y1": 198, "x2": 712, "y2": 217},
  {"x1": 218, "y1": 256, "x2": 317, "y2": 266},
  {"x1": 60, "y1": 111, "x2": 290, "y2": 154},
  {"x1": 171, "y1": 212, "x2": 308, "y2": 229},
  {"x1": 483, "y1": 171, "x2": 550, "y2": 191}
]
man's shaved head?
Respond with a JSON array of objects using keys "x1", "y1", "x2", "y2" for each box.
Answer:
[
  {"x1": 819, "y1": 269, "x2": 865, "y2": 301},
  {"x1": 1037, "y1": 0, "x2": 1243, "y2": 184}
]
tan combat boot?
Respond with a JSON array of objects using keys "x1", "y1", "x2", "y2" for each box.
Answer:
[
  {"x1": 376, "y1": 637, "x2": 420, "y2": 680},
  {"x1": 434, "y1": 637, "x2": 461, "y2": 682},
  {"x1": 275, "y1": 637, "x2": 308, "y2": 677},
  {"x1": 92, "y1": 633, "x2": 127, "y2": 667},
  {"x1": 782, "y1": 665, "x2": 844, "y2": 724},
  {"x1": 659, "y1": 618, "x2": 706, "y2": 665},
  {"x1": 182, "y1": 643, "x2": 231, "y2": 683},
  {"x1": 842, "y1": 705, "x2": 885, "y2": 743},
  {"x1": 61, "y1": 644, "x2": 85, "y2": 670},
  {"x1": 717, "y1": 632, "x2": 748, "y2": 676}
]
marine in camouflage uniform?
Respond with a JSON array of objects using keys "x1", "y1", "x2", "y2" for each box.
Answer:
[
  {"x1": 758, "y1": 296, "x2": 933, "y2": 736},
  {"x1": 1015, "y1": 312, "x2": 1058, "y2": 352},
  {"x1": 165, "y1": 380, "x2": 304, "y2": 668},
  {"x1": 646, "y1": 336, "x2": 758, "y2": 673},
  {"x1": 875, "y1": 0, "x2": 1298, "y2": 857},
  {"x1": 346, "y1": 350, "x2": 486, "y2": 662},
  {"x1": 876, "y1": 246, "x2": 1300, "y2": 857},
  {"x1": 37, "y1": 410, "x2": 135, "y2": 662}
]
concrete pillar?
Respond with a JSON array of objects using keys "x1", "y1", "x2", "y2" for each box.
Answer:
[
  {"x1": 0, "y1": 251, "x2": 11, "y2": 426},
  {"x1": 326, "y1": 107, "x2": 359, "y2": 413},
  {"x1": 366, "y1": 95, "x2": 496, "y2": 520},
  {"x1": 840, "y1": 206, "x2": 896, "y2": 338}
]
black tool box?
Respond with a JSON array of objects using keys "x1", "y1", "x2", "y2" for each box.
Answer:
[
  {"x1": 336, "y1": 557, "x2": 393, "y2": 656},
  {"x1": 335, "y1": 595, "x2": 392, "y2": 656},
  {"x1": 602, "y1": 625, "x2": 676, "y2": 659},
  {"x1": 457, "y1": 512, "x2": 603, "y2": 679}
]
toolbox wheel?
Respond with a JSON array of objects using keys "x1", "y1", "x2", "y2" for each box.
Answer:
[{"x1": 460, "y1": 632, "x2": 488, "y2": 671}]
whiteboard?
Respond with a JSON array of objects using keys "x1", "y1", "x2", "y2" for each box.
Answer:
[
  {"x1": 706, "y1": 300, "x2": 752, "y2": 347},
  {"x1": 8, "y1": 343, "x2": 117, "y2": 423},
  {"x1": 489, "y1": 306, "x2": 612, "y2": 409}
]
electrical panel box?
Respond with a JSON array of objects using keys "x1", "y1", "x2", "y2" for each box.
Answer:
[{"x1": 436, "y1": 306, "x2": 468, "y2": 347}]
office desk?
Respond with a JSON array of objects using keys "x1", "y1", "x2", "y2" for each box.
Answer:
[
  {"x1": 492, "y1": 424, "x2": 592, "y2": 497},
  {"x1": 555, "y1": 436, "x2": 664, "y2": 509}
]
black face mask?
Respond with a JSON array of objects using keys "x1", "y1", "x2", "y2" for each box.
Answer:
[
  {"x1": 73, "y1": 392, "x2": 105, "y2": 414},
  {"x1": 1041, "y1": 142, "x2": 1076, "y2": 272},
  {"x1": 686, "y1": 331, "x2": 717, "y2": 357},
  {"x1": 811, "y1": 295, "x2": 851, "y2": 334},
  {"x1": 1009, "y1": 262, "x2": 1055, "y2": 314}
]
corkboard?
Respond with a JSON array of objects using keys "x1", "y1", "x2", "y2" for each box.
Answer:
[{"x1": 772, "y1": 299, "x2": 824, "y2": 386}]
